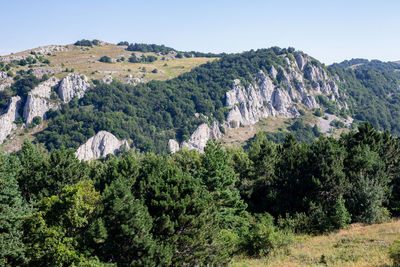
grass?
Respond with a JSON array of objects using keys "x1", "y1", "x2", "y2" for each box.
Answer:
[
  {"x1": 4, "y1": 44, "x2": 216, "y2": 82},
  {"x1": 232, "y1": 220, "x2": 400, "y2": 266}
]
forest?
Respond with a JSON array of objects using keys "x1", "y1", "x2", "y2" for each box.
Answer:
[{"x1": 3, "y1": 123, "x2": 400, "y2": 266}]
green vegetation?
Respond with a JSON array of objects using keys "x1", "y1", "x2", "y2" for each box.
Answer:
[
  {"x1": 4, "y1": 123, "x2": 400, "y2": 265},
  {"x1": 99, "y1": 56, "x2": 112, "y2": 63},
  {"x1": 74, "y1": 39, "x2": 100, "y2": 47},
  {"x1": 36, "y1": 47, "x2": 301, "y2": 153}
]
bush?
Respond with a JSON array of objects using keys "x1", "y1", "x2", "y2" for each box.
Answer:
[
  {"x1": 390, "y1": 240, "x2": 400, "y2": 266},
  {"x1": 244, "y1": 213, "x2": 293, "y2": 257},
  {"x1": 99, "y1": 56, "x2": 112, "y2": 63}
]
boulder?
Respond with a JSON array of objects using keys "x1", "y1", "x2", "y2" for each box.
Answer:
[
  {"x1": 168, "y1": 139, "x2": 180, "y2": 154},
  {"x1": 58, "y1": 73, "x2": 91, "y2": 103},
  {"x1": 75, "y1": 131, "x2": 129, "y2": 161}
]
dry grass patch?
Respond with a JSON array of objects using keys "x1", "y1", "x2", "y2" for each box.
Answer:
[{"x1": 232, "y1": 219, "x2": 400, "y2": 266}]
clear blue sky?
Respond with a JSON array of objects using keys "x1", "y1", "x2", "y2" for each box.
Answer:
[{"x1": 1, "y1": 0, "x2": 399, "y2": 64}]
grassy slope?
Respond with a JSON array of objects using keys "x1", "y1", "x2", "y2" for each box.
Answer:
[
  {"x1": 233, "y1": 220, "x2": 400, "y2": 266},
  {"x1": 5, "y1": 44, "x2": 216, "y2": 82}
]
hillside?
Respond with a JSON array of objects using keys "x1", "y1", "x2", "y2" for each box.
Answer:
[
  {"x1": 233, "y1": 219, "x2": 400, "y2": 266},
  {"x1": 1, "y1": 41, "x2": 400, "y2": 157}
]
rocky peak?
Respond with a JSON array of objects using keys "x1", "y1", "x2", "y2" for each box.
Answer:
[
  {"x1": 75, "y1": 131, "x2": 129, "y2": 161},
  {"x1": 0, "y1": 96, "x2": 22, "y2": 144},
  {"x1": 58, "y1": 73, "x2": 91, "y2": 103}
]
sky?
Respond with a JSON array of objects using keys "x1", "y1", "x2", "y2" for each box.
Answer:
[{"x1": 1, "y1": 0, "x2": 399, "y2": 64}]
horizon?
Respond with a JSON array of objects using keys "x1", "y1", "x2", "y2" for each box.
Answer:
[{"x1": 1, "y1": 0, "x2": 400, "y2": 64}]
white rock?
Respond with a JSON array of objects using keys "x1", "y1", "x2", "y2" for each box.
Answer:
[
  {"x1": 168, "y1": 139, "x2": 180, "y2": 154},
  {"x1": 23, "y1": 77, "x2": 60, "y2": 126},
  {"x1": 58, "y1": 73, "x2": 91, "y2": 103},
  {"x1": 302, "y1": 95, "x2": 319, "y2": 109},
  {"x1": 102, "y1": 75, "x2": 113, "y2": 84},
  {"x1": 181, "y1": 122, "x2": 222, "y2": 153},
  {"x1": 0, "y1": 96, "x2": 22, "y2": 144},
  {"x1": 75, "y1": 131, "x2": 129, "y2": 161}
]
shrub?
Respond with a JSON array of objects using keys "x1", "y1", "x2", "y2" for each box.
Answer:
[
  {"x1": 390, "y1": 240, "x2": 400, "y2": 266},
  {"x1": 244, "y1": 213, "x2": 293, "y2": 257},
  {"x1": 99, "y1": 56, "x2": 112, "y2": 63}
]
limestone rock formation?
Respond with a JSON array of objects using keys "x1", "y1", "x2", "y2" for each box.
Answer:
[
  {"x1": 75, "y1": 131, "x2": 129, "y2": 161},
  {"x1": 0, "y1": 72, "x2": 12, "y2": 91},
  {"x1": 177, "y1": 122, "x2": 221, "y2": 153},
  {"x1": 168, "y1": 139, "x2": 180, "y2": 154},
  {"x1": 58, "y1": 73, "x2": 91, "y2": 103},
  {"x1": 23, "y1": 77, "x2": 60, "y2": 126},
  {"x1": 0, "y1": 96, "x2": 22, "y2": 144},
  {"x1": 224, "y1": 54, "x2": 345, "y2": 129}
]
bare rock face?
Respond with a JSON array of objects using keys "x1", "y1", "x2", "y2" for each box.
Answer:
[
  {"x1": 181, "y1": 122, "x2": 221, "y2": 153},
  {"x1": 75, "y1": 131, "x2": 129, "y2": 161},
  {"x1": 58, "y1": 73, "x2": 91, "y2": 103},
  {"x1": 168, "y1": 139, "x2": 180, "y2": 154},
  {"x1": 125, "y1": 75, "x2": 145, "y2": 85},
  {"x1": 0, "y1": 72, "x2": 12, "y2": 91},
  {"x1": 224, "y1": 54, "x2": 346, "y2": 129},
  {"x1": 23, "y1": 77, "x2": 60, "y2": 126},
  {"x1": 169, "y1": 122, "x2": 222, "y2": 153},
  {"x1": 0, "y1": 96, "x2": 22, "y2": 144}
]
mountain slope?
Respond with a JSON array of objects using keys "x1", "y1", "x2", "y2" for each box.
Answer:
[{"x1": 2, "y1": 42, "x2": 400, "y2": 156}]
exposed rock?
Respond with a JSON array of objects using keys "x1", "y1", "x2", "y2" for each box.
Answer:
[
  {"x1": 0, "y1": 96, "x2": 22, "y2": 144},
  {"x1": 75, "y1": 131, "x2": 129, "y2": 161},
  {"x1": 58, "y1": 73, "x2": 91, "y2": 103},
  {"x1": 31, "y1": 45, "x2": 67, "y2": 55},
  {"x1": 32, "y1": 68, "x2": 62, "y2": 79},
  {"x1": 179, "y1": 122, "x2": 222, "y2": 153},
  {"x1": 102, "y1": 75, "x2": 113, "y2": 84},
  {"x1": 0, "y1": 72, "x2": 12, "y2": 91},
  {"x1": 224, "y1": 54, "x2": 345, "y2": 129},
  {"x1": 23, "y1": 77, "x2": 60, "y2": 126},
  {"x1": 295, "y1": 54, "x2": 306, "y2": 70},
  {"x1": 168, "y1": 139, "x2": 180, "y2": 154},
  {"x1": 125, "y1": 75, "x2": 145, "y2": 85},
  {"x1": 302, "y1": 95, "x2": 319, "y2": 109},
  {"x1": 0, "y1": 55, "x2": 28, "y2": 63}
]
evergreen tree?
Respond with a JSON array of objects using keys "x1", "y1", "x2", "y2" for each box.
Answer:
[{"x1": 0, "y1": 151, "x2": 29, "y2": 266}]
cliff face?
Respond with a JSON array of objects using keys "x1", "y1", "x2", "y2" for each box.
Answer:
[
  {"x1": 75, "y1": 131, "x2": 129, "y2": 161},
  {"x1": 58, "y1": 73, "x2": 91, "y2": 103},
  {"x1": 0, "y1": 96, "x2": 22, "y2": 144},
  {"x1": 224, "y1": 53, "x2": 344, "y2": 129},
  {"x1": 23, "y1": 77, "x2": 60, "y2": 126}
]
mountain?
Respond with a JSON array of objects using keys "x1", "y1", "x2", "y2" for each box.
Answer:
[{"x1": 1, "y1": 40, "x2": 400, "y2": 158}]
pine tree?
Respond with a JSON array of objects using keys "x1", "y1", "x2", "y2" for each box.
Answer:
[{"x1": 0, "y1": 150, "x2": 29, "y2": 266}]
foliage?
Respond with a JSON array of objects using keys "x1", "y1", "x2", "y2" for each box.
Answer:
[
  {"x1": 99, "y1": 56, "x2": 112, "y2": 63},
  {"x1": 390, "y1": 239, "x2": 400, "y2": 267}
]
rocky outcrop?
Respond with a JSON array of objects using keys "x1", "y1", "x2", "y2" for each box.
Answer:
[
  {"x1": 125, "y1": 75, "x2": 145, "y2": 85},
  {"x1": 32, "y1": 68, "x2": 61, "y2": 79},
  {"x1": 0, "y1": 72, "x2": 12, "y2": 91},
  {"x1": 101, "y1": 75, "x2": 113, "y2": 84},
  {"x1": 23, "y1": 77, "x2": 60, "y2": 126},
  {"x1": 224, "y1": 53, "x2": 345, "y2": 129},
  {"x1": 168, "y1": 139, "x2": 180, "y2": 154},
  {"x1": 75, "y1": 131, "x2": 129, "y2": 161},
  {"x1": 58, "y1": 73, "x2": 91, "y2": 103},
  {"x1": 169, "y1": 122, "x2": 221, "y2": 153},
  {"x1": 0, "y1": 96, "x2": 22, "y2": 144}
]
